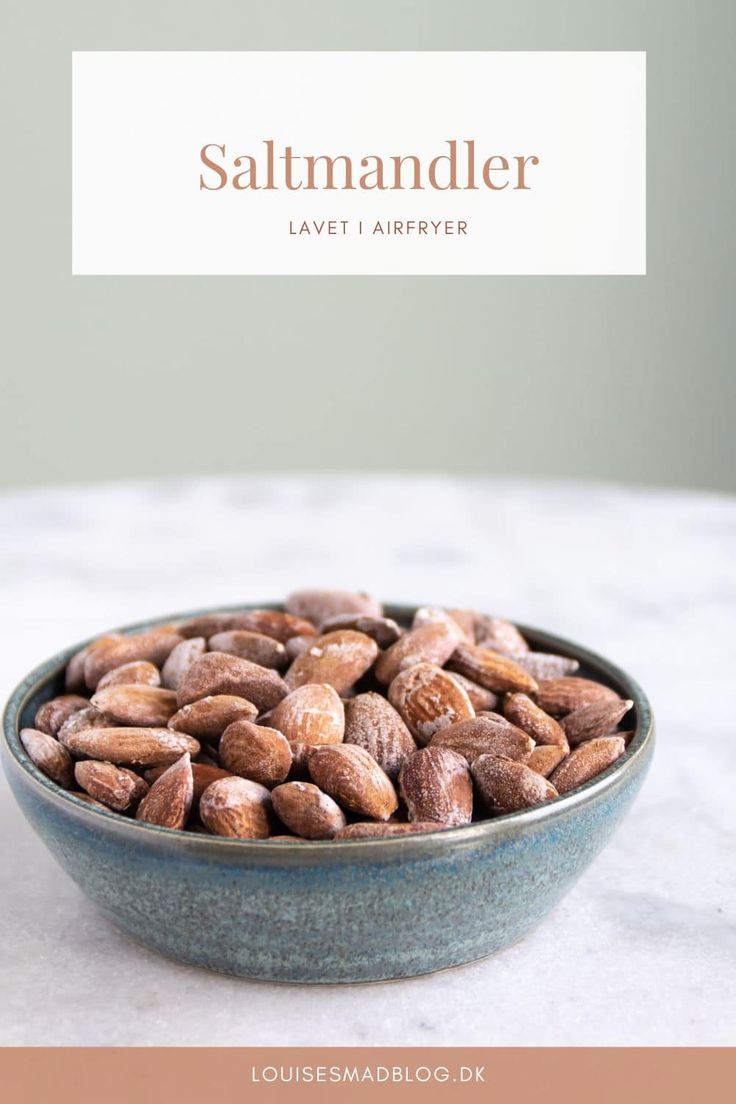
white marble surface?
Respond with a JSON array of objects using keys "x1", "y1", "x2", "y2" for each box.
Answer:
[{"x1": 1, "y1": 475, "x2": 734, "y2": 1046}]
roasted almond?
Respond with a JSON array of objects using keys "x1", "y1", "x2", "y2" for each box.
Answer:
[
  {"x1": 474, "y1": 615, "x2": 530, "y2": 655},
  {"x1": 97, "y1": 661, "x2": 162, "y2": 689},
  {"x1": 446, "y1": 673, "x2": 499, "y2": 713},
  {"x1": 511, "y1": 652, "x2": 580, "y2": 680},
  {"x1": 269, "y1": 683, "x2": 345, "y2": 746},
  {"x1": 64, "y1": 634, "x2": 122, "y2": 692},
  {"x1": 398, "y1": 746, "x2": 473, "y2": 826},
  {"x1": 145, "y1": 761, "x2": 233, "y2": 804},
  {"x1": 549, "y1": 736, "x2": 626, "y2": 793},
  {"x1": 235, "y1": 610, "x2": 318, "y2": 643},
  {"x1": 285, "y1": 589, "x2": 382, "y2": 628},
  {"x1": 34, "y1": 695, "x2": 89, "y2": 737},
  {"x1": 448, "y1": 642, "x2": 538, "y2": 695},
  {"x1": 75, "y1": 759, "x2": 149, "y2": 812},
  {"x1": 285, "y1": 634, "x2": 315, "y2": 660},
  {"x1": 271, "y1": 781, "x2": 347, "y2": 839},
  {"x1": 388, "y1": 663, "x2": 474, "y2": 745},
  {"x1": 220, "y1": 720, "x2": 292, "y2": 787},
  {"x1": 20, "y1": 728, "x2": 73, "y2": 788},
  {"x1": 168, "y1": 694, "x2": 258, "y2": 741},
  {"x1": 177, "y1": 652, "x2": 288, "y2": 711},
  {"x1": 335, "y1": 821, "x2": 442, "y2": 840},
  {"x1": 57, "y1": 705, "x2": 117, "y2": 742},
  {"x1": 472, "y1": 754, "x2": 558, "y2": 813},
  {"x1": 320, "y1": 613, "x2": 403, "y2": 648},
  {"x1": 284, "y1": 630, "x2": 378, "y2": 695},
  {"x1": 527, "y1": 744, "x2": 568, "y2": 778},
  {"x1": 83, "y1": 630, "x2": 183, "y2": 689},
  {"x1": 343, "y1": 692, "x2": 416, "y2": 779},
  {"x1": 160, "y1": 637, "x2": 206, "y2": 691},
  {"x1": 562, "y1": 699, "x2": 634, "y2": 746},
  {"x1": 59, "y1": 726, "x2": 200, "y2": 767},
  {"x1": 208, "y1": 630, "x2": 288, "y2": 670},
  {"x1": 309, "y1": 745, "x2": 398, "y2": 821},
  {"x1": 429, "y1": 714, "x2": 534, "y2": 764},
  {"x1": 199, "y1": 776, "x2": 271, "y2": 838},
  {"x1": 374, "y1": 622, "x2": 460, "y2": 685},
  {"x1": 412, "y1": 606, "x2": 474, "y2": 643},
  {"x1": 535, "y1": 677, "x2": 622, "y2": 716},
  {"x1": 176, "y1": 612, "x2": 259, "y2": 639},
  {"x1": 91, "y1": 685, "x2": 178, "y2": 727},
  {"x1": 503, "y1": 692, "x2": 568, "y2": 750},
  {"x1": 136, "y1": 753, "x2": 194, "y2": 829}
]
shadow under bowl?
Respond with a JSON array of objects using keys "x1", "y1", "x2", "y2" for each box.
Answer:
[{"x1": 2, "y1": 604, "x2": 654, "y2": 983}]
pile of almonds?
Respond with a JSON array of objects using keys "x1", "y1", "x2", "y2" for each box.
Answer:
[{"x1": 19, "y1": 591, "x2": 634, "y2": 841}]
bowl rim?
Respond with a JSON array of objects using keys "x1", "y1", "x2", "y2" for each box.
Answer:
[{"x1": 2, "y1": 602, "x2": 654, "y2": 859}]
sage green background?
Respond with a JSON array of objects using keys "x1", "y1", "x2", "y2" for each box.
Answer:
[{"x1": 2, "y1": 1, "x2": 734, "y2": 491}]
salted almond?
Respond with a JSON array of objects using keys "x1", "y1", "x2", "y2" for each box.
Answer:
[
  {"x1": 72, "y1": 792, "x2": 109, "y2": 810},
  {"x1": 388, "y1": 663, "x2": 474, "y2": 745},
  {"x1": 57, "y1": 705, "x2": 117, "y2": 742},
  {"x1": 160, "y1": 638, "x2": 206, "y2": 691},
  {"x1": 430, "y1": 714, "x2": 534, "y2": 764},
  {"x1": 199, "y1": 776, "x2": 271, "y2": 838},
  {"x1": 220, "y1": 720, "x2": 292, "y2": 787},
  {"x1": 75, "y1": 760, "x2": 149, "y2": 812},
  {"x1": 535, "y1": 677, "x2": 622, "y2": 716},
  {"x1": 59, "y1": 726, "x2": 200, "y2": 767},
  {"x1": 136, "y1": 753, "x2": 193, "y2": 829},
  {"x1": 177, "y1": 652, "x2": 288, "y2": 711},
  {"x1": 448, "y1": 642, "x2": 538, "y2": 695},
  {"x1": 64, "y1": 634, "x2": 122, "y2": 692},
  {"x1": 34, "y1": 695, "x2": 89, "y2": 737},
  {"x1": 412, "y1": 606, "x2": 474, "y2": 643},
  {"x1": 472, "y1": 754, "x2": 558, "y2": 813},
  {"x1": 20, "y1": 728, "x2": 73, "y2": 788},
  {"x1": 320, "y1": 613, "x2": 402, "y2": 649},
  {"x1": 309, "y1": 745, "x2": 398, "y2": 821},
  {"x1": 343, "y1": 692, "x2": 416, "y2": 779},
  {"x1": 145, "y1": 761, "x2": 232, "y2": 805},
  {"x1": 504, "y1": 692, "x2": 568, "y2": 750},
  {"x1": 527, "y1": 745, "x2": 568, "y2": 778},
  {"x1": 474, "y1": 615, "x2": 529, "y2": 655},
  {"x1": 97, "y1": 661, "x2": 162, "y2": 690},
  {"x1": 550, "y1": 736, "x2": 626, "y2": 793},
  {"x1": 511, "y1": 652, "x2": 580, "y2": 680},
  {"x1": 91, "y1": 685, "x2": 178, "y2": 727},
  {"x1": 375, "y1": 623, "x2": 460, "y2": 685},
  {"x1": 335, "y1": 821, "x2": 442, "y2": 840},
  {"x1": 399, "y1": 746, "x2": 473, "y2": 826},
  {"x1": 234, "y1": 610, "x2": 318, "y2": 643},
  {"x1": 269, "y1": 684, "x2": 345, "y2": 745},
  {"x1": 176, "y1": 612, "x2": 259, "y2": 639},
  {"x1": 446, "y1": 672, "x2": 498, "y2": 712},
  {"x1": 285, "y1": 589, "x2": 382, "y2": 628},
  {"x1": 284, "y1": 630, "x2": 378, "y2": 695},
  {"x1": 168, "y1": 694, "x2": 258, "y2": 741},
  {"x1": 562, "y1": 699, "x2": 634, "y2": 746},
  {"x1": 208, "y1": 630, "x2": 287, "y2": 670},
  {"x1": 84, "y1": 630, "x2": 183, "y2": 689},
  {"x1": 271, "y1": 781, "x2": 346, "y2": 839},
  {"x1": 285, "y1": 635, "x2": 315, "y2": 660}
]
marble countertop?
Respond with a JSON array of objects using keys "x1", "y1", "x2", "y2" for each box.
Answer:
[{"x1": 1, "y1": 475, "x2": 734, "y2": 1046}]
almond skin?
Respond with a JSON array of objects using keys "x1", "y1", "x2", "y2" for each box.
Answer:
[
  {"x1": 335, "y1": 821, "x2": 442, "y2": 840},
  {"x1": 343, "y1": 692, "x2": 416, "y2": 780},
  {"x1": 535, "y1": 677, "x2": 622, "y2": 716},
  {"x1": 208, "y1": 630, "x2": 287, "y2": 670},
  {"x1": 472, "y1": 755, "x2": 558, "y2": 813},
  {"x1": 220, "y1": 720, "x2": 292, "y2": 787},
  {"x1": 375, "y1": 622, "x2": 460, "y2": 686},
  {"x1": 83, "y1": 630, "x2": 183, "y2": 689},
  {"x1": 448, "y1": 642, "x2": 538, "y2": 695},
  {"x1": 199, "y1": 776, "x2": 272, "y2": 838},
  {"x1": 271, "y1": 781, "x2": 347, "y2": 839},
  {"x1": 97, "y1": 661, "x2": 162, "y2": 690},
  {"x1": 177, "y1": 652, "x2": 288, "y2": 711},
  {"x1": 91, "y1": 685, "x2": 178, "y2": 727},
  {"x1": 75, "y1": 760, "x2": 149, "y2": 812},
  {"x1": 160, "y1": 638, "x2": 206, "y2": 691},
  {"x1": 309, "y1": 745, "x2": 398, "y2": 821},
  {"x1": 284, "y1": 630, "x2": 379, "y2": 695},
  {"x1": 320, "y1": 613, "x2": 403, "y2": 648},
  {"x1": 549, "y1": 736, "x2": 626, "y2": 794},
  {"x1": 429, "y1": 714, "x2": 534, "y2": 764},
  {"x1": 285, "y1": 589, "x2": 382, "y2": 628},
  {"x1": 59, "y1": 726, "x2": 200, "y2": 767},
  {"x1": 504, "y1": 692, "x2": 568, "y2": 750},
  {"x1": 168, "y1": 695, "x2": 258, "y2": 741},
  {"x1": 20, "y1": 728, "x2": 73, "y2": 788},
  {"x1": 34, "y1": 695, "x2": 89, "y2": 737},
  {"x1": 388, "y1": 663, "x2": 475, "y2": 745},
  {"x1": 136, "y1": 753, "x2": 194, "y2": 829},
  {"x1": 474, "y1": 615, "x2": 530, "y2": 655},
  {"x1": 269, "y1": 684, "x2": 345, "y2": 746},
  {"x1": 399, "y1": 746, "x2": 473, "y2": 826},
  {"x1": 562, "y1": 699, "x2": 634, "y2": 746},
  {"x1": 527, "y1": 745, "x2": 568, "y2": 778}
]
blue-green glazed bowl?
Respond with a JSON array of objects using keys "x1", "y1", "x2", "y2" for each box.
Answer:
[{"x1": 2, "y1": 604, "x2": 653, "y2": 983}]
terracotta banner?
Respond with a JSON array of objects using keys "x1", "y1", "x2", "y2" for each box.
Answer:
[{"x1": 2, "y1": 1048, "x2": 734, "y2": 1103}]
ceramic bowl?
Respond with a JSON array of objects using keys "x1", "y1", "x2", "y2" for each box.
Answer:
[{"x1": 2, "y1": 604, "x2": 653, "y2": 983}]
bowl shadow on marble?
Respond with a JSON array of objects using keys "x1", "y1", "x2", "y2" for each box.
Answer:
[{"x1": 2, "y1": 604, "x2": 654, "y2": 984}]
